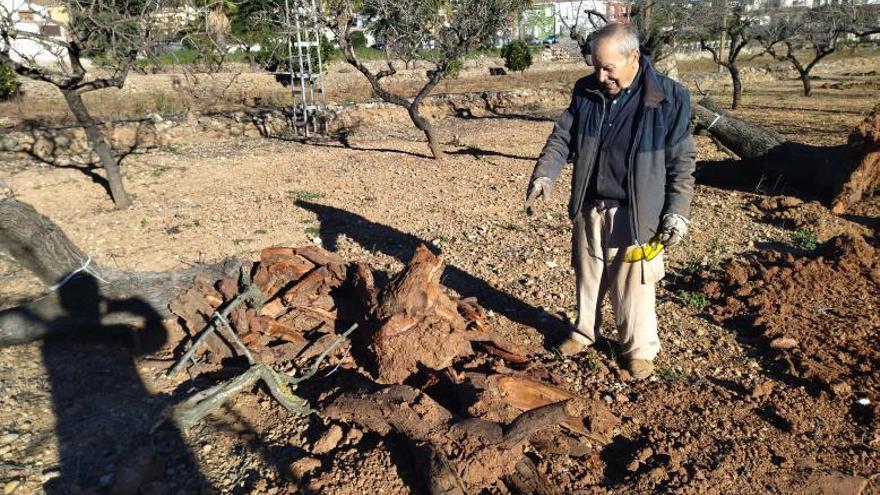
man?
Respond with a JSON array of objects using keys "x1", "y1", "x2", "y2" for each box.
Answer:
[{"x1": 526, "y1": 23, "x2": 696, "y2": 379}]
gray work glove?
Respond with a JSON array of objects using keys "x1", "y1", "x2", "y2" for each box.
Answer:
[
  {"x1": 525, "y1": 177, "x2": 553, "y2": 215},
  {"x1": 655, "y1": 213, "x2": 690, "y2": 247}
]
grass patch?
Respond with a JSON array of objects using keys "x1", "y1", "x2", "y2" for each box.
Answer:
[
  {"x1": 677, "y1": 290, "x2": 710, "y2": 310},
  {"x1": 656, "y1": 365, "x2": 688, "y2": 383},
  {"x1": 253, "y1": 229, "x2": 268, "y2": 235},
  {"x1": 304, "y1": 226, "x2": 321, "y2": 235},
  {"x1": 580, "y1": 349, "x2": 601, "y2": 373},
  {"x1": 790, "y1": 228, "x2": 819, "y2": 250}
]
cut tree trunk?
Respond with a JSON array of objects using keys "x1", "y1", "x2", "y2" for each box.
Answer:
[
  {"x1": 61, "y1": 89, "x2": 132, "y2": 209},
  {"x1": 366, "y1": 245, "x2": 527, "y2": 384},
  {"x1": 693, "y1": 97, "x2": 880, "y2": 213},
  {"x1": 0, "y1": 194, "x2": 241, "y2": 346}
]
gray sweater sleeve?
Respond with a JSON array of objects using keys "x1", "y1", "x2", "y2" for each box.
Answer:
[
  {"x1": 530, "y1": 97, "x2": 576, "y2": 184},
  {"x1": 663, "y1": 85, "x2": 697, "y2": 219}
]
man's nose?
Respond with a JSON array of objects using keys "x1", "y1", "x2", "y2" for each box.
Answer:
[{"x1": 598, "y1": 70, "x2": 608, "y2": 83}]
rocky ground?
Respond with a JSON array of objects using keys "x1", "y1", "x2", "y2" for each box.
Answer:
[{"x1": 0, "y1": 57, "x2": 879, "y2": 495}]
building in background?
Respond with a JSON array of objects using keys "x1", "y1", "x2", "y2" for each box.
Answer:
[{"x1": 0, "y1": 0, "x2": 68, "y2": 65}]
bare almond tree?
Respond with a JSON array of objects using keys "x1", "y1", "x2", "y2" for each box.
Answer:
[
  {"x1": 756, "y1": 7, "x2": 848, "y2": 97},
  {"x1": 320, "y1": 0, "x2": 530, "y2": 160},
  {"x1": 0, "y1": 0, "x2": 167, "y2": 208},
  {"x1": 693, "y1": 2, "x2": 758, "y2": 110}
]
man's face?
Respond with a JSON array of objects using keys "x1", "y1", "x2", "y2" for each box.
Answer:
[{"x1": 592, "y1": 37, "x2": 640, "y2": 96}]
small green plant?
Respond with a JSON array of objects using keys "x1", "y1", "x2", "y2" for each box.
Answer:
[
  {"x1": 253, "y1": 229, "x2": 268, "y2": 235},
  {"x1": 0, "y1": 64, "x2": 21, "y2": 101},
  {"x1": 580, "y1": 350, "x2": 601, "y2": 373},
  {"x1": 289, "y1": 190, "x2": 326, "y2": 202},
  {"x1": 140, "y1": 218, "x2": 148, "y2": 228},
  {"x1": 501, "y1": 40, "x2": 533, "y2": 73},
  {"x1": 677, "y1": 290, "x2": 710, "y2": 310},
  {"x1": 791, "y1": 228, "x2": 819, "y2": 250},
  {"x1": 304, "y1": 226, "x2": 321, "y2": 235},
  {"x1": 656, "y1": 365, "x2": 688, "y2": 383}
]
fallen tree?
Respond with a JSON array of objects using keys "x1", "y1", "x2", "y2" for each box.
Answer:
[
  {"x1": 0, "y1": 188, "x2": 241, "y2": 346},
  {"x1": 693, "y1": 98, "x2": 880, "y2": 213}
]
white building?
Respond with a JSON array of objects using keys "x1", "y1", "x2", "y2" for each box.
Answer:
[{"x1": 0, "y1": 0, "x2": 68, "y2": 65}]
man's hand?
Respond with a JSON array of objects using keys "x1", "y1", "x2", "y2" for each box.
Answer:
[
  {"x1": 655, "y1": 213, "x2": 690, "y2": 247},
  {"x1": 525, "y1": 177, "x2": 553, "y2": 215}
]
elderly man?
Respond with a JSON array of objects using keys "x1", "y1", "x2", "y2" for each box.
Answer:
[{"x1": 526, "y1": 23, "x2": 696, "y2": 379}]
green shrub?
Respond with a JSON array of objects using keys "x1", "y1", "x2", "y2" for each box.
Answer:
[
  {"x1": 443, "y1": 57, "x2": 463, "y2": 79},
  {"x1": 790, "y1": 228, "x2": 819, "y2": 250},
  {"x1": 0, "y1": 64, "x2": 21, "y2": 101},
  {"x1": 677, "y1": 290, "x2": 710, "y2": 310},
  {"x1": 349, "y1": 31, "x2": 368, "y2": 49},
  {"x1": 501, "y1": 40, "x2": 533, "y2": 73}
]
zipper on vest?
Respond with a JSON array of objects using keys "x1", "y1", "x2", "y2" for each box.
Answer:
[
  {"x1": 627, "y1": 112, "x2": 647, "y2": 284},
  {"x1": 576, "y1": 89, "x2": 606, "y2": 217}
]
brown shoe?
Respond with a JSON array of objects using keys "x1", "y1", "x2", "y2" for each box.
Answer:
[
  {"x1": 557, "y1": 336, "x2": 589, "y2": 356},
  {"x1": 628, "y1": 359, "x2": 655, "y2": 380}
]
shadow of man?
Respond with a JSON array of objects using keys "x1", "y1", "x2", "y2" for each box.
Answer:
[
  {"x1": 37, "y1": 274, "x2": 212, "y2": 494},
  {"x1": 295, "y1": 200, "x2": 571, "y2": 348}
]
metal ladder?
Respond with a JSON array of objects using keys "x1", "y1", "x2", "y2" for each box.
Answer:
[{"x1": 283, "y1": 0, "x2": 327, "y2": 137}]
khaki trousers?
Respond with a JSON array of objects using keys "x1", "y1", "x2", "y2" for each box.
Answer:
[{"x1": 570, "y1": 200, "x2": 664, "y2": 361}]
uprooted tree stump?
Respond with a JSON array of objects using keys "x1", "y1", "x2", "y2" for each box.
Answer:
[
  {"x1": 360, "y1": 245, "x2": 527, "y2": 384},
  {"x1": 693, "y1": 98, "x2": 880, "y2": 214}
]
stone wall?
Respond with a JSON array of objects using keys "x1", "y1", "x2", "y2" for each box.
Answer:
[{"x1": 0, "y1": 87, "x2": 572, "y2": 163}]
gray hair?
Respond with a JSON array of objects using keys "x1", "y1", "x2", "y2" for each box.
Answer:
[{"x1": 588, "y1": 23, "x2": 640, "y2": 58}]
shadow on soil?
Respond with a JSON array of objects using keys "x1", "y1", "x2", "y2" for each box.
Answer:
[
  {"x1": 10, "y1": 119, "x2": 156, "y2": 199},
  {"x1": 295, "y1": 200, "x2": 571, "y2": 349},
  {"x1": 10, "y1": 274, "x2": 212, "y2": 493}
]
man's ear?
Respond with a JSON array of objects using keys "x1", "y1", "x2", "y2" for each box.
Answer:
[{"x1": 631, "y1": 49, "x2": 640, "y2": 64}]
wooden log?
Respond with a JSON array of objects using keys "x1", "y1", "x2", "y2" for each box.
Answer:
[{"x1": 694, "y1": 97, "x2": 786, "y2": 160}]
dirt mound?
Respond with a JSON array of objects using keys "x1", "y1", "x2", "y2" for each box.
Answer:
[
  {"x1": 832, "y1": 105, "x2": 880, "y2": 214},
  {"x1": 703, "y1": 234, "x2": 880, "y2": 406},
  {"x1": 752, "y1": 196, "x2": 872, "y2": 239}
]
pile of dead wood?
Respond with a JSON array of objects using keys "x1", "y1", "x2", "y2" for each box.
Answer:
[
  {"x1": 168, "y1": 244, "x2": 528, "y2": 382},
  {"x1": 167, "y1": 244, "x2": 619, "y2": 494}
]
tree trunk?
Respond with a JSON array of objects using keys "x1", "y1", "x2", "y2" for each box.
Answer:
[
  {"x1": 0, "y1": 195, "x2": 241, "y2": 346},
  {"x1": 60, "y1": 89, "x2": 132, "y2": 209},
  {"x1": 408, "y1": 103, "x2": 443, "y2": 160},
  {"x1": 728, "y1": 65, "x2": 742, "y2": 110},
  {"x1": 693, "y1": 97, "x2": 880, "y2": 212},
  {"x1": 693, "y1": 98, "x2": 786, "y2": 160},
  {"x1": 800, "y1": 70, "x2": 812, "y2": 97}
]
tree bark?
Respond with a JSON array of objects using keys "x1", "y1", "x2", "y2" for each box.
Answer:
[
  {"x1": 728, "y1": 64, "x2": 742, "y2": 110},
  {"x1": 323, "y1": 384, "x2": 573, "y2": 494},
  {"x1": 800, "y1": 71, "x2": 812, "y2": 97},
  {"x1": 0, "y1": 195, "x2": 241, "y2": 346},
  {"x1": 60, "y1": 89, "x2": 132, "y2": 209},
  {"x1": 409, "y1": 103, "x2": 443, "y2": 160}
]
